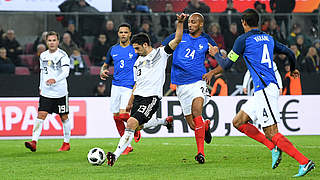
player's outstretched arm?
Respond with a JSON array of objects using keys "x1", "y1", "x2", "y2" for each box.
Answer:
[
  {"x1": 274, "y1": 40, "x2": 300, "y2": 78},
  {"x1": 100, "y1": 63, "x2": 109, "y2": 80},
  {"x1": 202, "y1": 66, "x2": 224, "y2": 84},
  {"x1": 168, "y1": 13, "x2": 188, "y2": 51}
]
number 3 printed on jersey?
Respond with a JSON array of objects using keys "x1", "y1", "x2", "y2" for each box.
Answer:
[
  {"x1": 185, "y1": 48, "x2": 195, "y2": 59},
  {"x1": 120, "y1": 59, "x2": 124, "y2": 68},
  {"x1": 261, "y1": 44, "x2": 272, "y2": 68}
]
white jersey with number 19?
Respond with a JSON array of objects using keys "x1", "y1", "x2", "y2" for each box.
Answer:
[{"x1": 39, "y1": 48, "x2": 70, "y2": 98}]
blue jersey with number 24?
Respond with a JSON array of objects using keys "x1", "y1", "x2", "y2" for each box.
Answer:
[{"x1": 162, "y1": 31, "x2": 217, "y2": 85}]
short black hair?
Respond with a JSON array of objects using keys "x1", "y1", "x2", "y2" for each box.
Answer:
[
  {"x1": 118, "y1": 23, "x2": 131, "y2": 31},
  {"x1": 46, "y1": 31, "x2": 60, "y2": 41},
  {"x1": 241, "y1": 9, "x2": 259, "y2": 27},
  {"x1": 131, "y1": 33, "x2": 151, "y2": 46}
]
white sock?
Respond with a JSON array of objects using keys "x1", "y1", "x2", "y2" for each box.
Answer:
[
  {"x1": 62, "y1": 119, "x2": 71, "y2": 143},
  {"x1": 32, "y1": 118, "x2": 44, "y2": 141},
  {"x1": 114, "y1": 129, "x2": 134, "y2": 159},
  {"x1": 143, "y1": 117, "x2": 166, "y2": 129}
]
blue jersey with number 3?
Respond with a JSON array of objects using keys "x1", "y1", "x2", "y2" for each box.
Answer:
[
  {"x1": 162, "y1": 31, "x2": 217, "y2": 85},
  {"x1": 229, "y1": 29, "x2": 279, "y2": 92},
  {"x1": 105, "y1": 44, "x2": 138, "y2": 88}
]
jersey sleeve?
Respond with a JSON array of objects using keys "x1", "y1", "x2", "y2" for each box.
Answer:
[
  {"x1": 274, "y1": 40, "x2": 297, "y2": 71},
  {"x1": 61, "y1": 54, "x2": 70, "y2": 67},
  {"x1": 133, "y1": 61, "x2": 138, "y2": 82},
  {"x1": 227, "y1": 36, "x2": 245, "y2": 63},
  {"x1": 242, "y1": 70, "x2": 251, "y2": 88},
  {"x1": 104, "y1": 47, "x2": 113, "y2": 65},
  {"x1": 39, "y1": 56, "x2": 44, "y2": 70},
  {"x1": 161, "y1": 33, "x2": 175, "y2": 46}
]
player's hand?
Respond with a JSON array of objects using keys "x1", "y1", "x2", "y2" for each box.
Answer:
[
  {"x1": 46, "y1": 79, "x2": 56, "y2": 85},
  {"x1": 243, "y1": 88, "x2": 247, "y2": 94},
  {"x1": 220, "y1": 49, "x2": 227, "y2": 58},
  {"x1": 176, "y1": 13, "x2": 188, "y2": 22},
  {"x1": 290, "y1": 69, "x2": 300, "y2": 79},
  {"x1": 126, "y1": 103, "x2": 133, "y2": 113},
  {"x1": 202, "y1": 71, "x2": 214, "y2": 84},
  {"x1": 100, "y1": 69, "x2": 109, "y2": 80},
  {"x1": 208, "y1": 43, "x2": 219, "y2": 57}
]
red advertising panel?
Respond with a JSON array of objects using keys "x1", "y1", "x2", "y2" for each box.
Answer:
[{"x1": 0, "y1": 100, "x2": 86, "y2": 136}]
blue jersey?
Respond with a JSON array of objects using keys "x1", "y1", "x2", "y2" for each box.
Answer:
[
  {"x1": 105, "y1": 44, "x2": 138, "y2": 88},
  {"x1": 162, "y1": 31, "x2": 217, "y2": 85},
  {"x1": 228, "y1": 29, "x2": 285, "y2": 92}
]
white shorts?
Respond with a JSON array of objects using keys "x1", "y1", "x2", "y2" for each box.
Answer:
[
  {"x1": 176, "y1": 80, "x2": 210, "y2": 116},
  {"x1": 241, "y1": 83, "x2": 280, "y2": 128},
  {"x1": 110, "y1": 85, "x2": 132, "y2": 113}
]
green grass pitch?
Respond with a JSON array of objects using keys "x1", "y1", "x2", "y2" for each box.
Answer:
[{"x1": 0, "y1": 136, "x2": 318, "y2": 180}]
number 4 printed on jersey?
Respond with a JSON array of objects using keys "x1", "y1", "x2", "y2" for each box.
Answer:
[{"x1": 261, "y1": 44, "x2": 272, "y2": 68}]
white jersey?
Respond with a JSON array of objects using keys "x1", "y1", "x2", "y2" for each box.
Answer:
[
  {"x1": 39, "y1": 48, "x2": 70, "y2": 98},
  {"x1": 243, "y1": 61, "x2": 282, "y2": 95},
  {"x1": 133, "y1": 47, "x2": 170, "y2": 98}
]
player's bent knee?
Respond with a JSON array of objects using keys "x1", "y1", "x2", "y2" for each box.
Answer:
[
  {"x1": 263, "y1": 124, "x2": 279, "y2": 140},
  {"x1": 233, "y1": 111, "x2": 250, "y2": 129},
  {"x1": 37, "y1": 111, "x2": 48, "y2": 120},
  {"x1": 60, "y1": 114, "x2": 69, "y2": 121},
  {"x1": 232, "y1": 118, "x2": 240, "y2": 129},
  {"x1": 127, "y1": 118, "x2": 139, "y2": 130}
]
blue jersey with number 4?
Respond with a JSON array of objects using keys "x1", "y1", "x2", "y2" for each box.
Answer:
[
  {"x1": 105, "y1": 44, "x2": 138, "y2": 88},
  {"x1": 228, "y1": 29, "x2": 281, "y2": 92},
  {"x1": 162, "y1": 31, "x2": 217, "y2": 85}
]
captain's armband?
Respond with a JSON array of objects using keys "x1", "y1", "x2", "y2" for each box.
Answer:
[{"x1": 227, "y1": 50, "x2": 239, "y2": 62}]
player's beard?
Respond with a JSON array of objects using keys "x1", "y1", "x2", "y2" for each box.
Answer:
[
  {"x1": 120, "y1": 38, "x2": 129, "y2": 44},
  {"x1": 190, "y1": 27, "x2": 201, "y2": 36}
]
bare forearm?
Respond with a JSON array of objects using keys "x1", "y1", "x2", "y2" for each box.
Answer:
[
  {"x1": 211, "y1": 65, "x2": 224, "y2": 76},
  {"x1": 168, "y1": 13, "x2": 187, "y2": 50},
  {"x1": 100, "y1": 63, "x2": 108, "y2": 75}
]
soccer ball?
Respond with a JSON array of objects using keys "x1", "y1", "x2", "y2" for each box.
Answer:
[{"x1": 87, "y1": 147, "x2": 106, "y2": 166}]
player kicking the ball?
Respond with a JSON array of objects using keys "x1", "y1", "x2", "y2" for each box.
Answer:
[
  {"x1": 203, "y1": 9, "x2": 315, "y2": 177},
  {"x1": 25, "y1": 31, "x2": 71, "y2": 152},
  {"x1": 106, "y1": 13, "x2": 188, "y2": 167}
]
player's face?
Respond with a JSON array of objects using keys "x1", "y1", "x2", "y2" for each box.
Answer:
[
  {"x1": 132, "y1": 43, "x2": 147, "y2": 56},
  {"x1": 188, "y1": 15, "x2": 202, "y2": 35},
  {"x1": 46, "y1": 35, "x2": 59, "y2": 52},
  {"x1": 118, "y1": 27, "x2": 131, "y2": 44}
]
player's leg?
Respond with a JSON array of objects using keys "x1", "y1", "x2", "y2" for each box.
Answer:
[
  {"x1": 58, "y1": 113, "x2": 71, "y2": 151},
  {"x1": 119, "y1": 86, "x2": 141, "y2": 143},
  {"x1": 142, "y1": 115, "x2": 174, "y2": 130},
  {"x1": 264, "y1": 125, "x2": 314, "y2": 176},
  {"x1": 111, "y1": 85, "x2": 125, "y2": 137},
  {"x1": 233, "y1": 110, "x2": 276, "y2": 150},
  {"x1": 260, "y1": 84, "x2": 314, "y2": 176},
  {"x1": 56, "y1": 95, "x2": 71, "y2": 151},
  {"x1": 25, "y1": 95, "x2": 50, "y2": 152},
  {"x1": 107, "y1": 117, "x2": 139, "y2": 166},
  {"x1": 192, "y1": 97, "x2": 206, "y2": 163},
  {"x1": 107, "y1": 96, "x2": 160, "y2": 166}
]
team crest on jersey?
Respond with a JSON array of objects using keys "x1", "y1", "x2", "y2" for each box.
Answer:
[
  {"x1": 129, "y1": 53, "x2": 133, "y2": 59},
  {"x1": 199, "y1": 44, "x2": 203, "y2": 50},
  {"x1": 48, "y1": 60, "x2": 52, "y2": 66}
]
